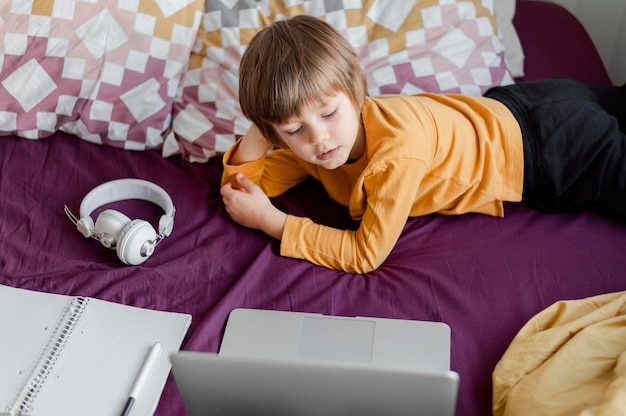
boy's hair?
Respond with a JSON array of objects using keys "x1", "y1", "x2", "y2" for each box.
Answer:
[{"x1": 239, "y1": 15, "x2": 367, "y2": 147}]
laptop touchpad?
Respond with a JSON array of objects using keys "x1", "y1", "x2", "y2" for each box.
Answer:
[{"x1": 296, "y1": 316, "x2": 375, "y2": 363}]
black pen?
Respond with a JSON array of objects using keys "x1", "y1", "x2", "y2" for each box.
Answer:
[{"x1": 120, "y1": 342, "x2": 161, "y2": 416}]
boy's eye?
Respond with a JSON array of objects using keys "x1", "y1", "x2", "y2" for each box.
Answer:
[
  {"x1": 323, "y1": 109, "x2": 337, "y2": 119},
  {"x1": 286, "y1": 126, "x2": 303, "y2": 136}
]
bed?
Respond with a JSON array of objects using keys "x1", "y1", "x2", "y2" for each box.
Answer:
[{"x1": 1, "y1": 1, "x2": 624, "y2": 415}]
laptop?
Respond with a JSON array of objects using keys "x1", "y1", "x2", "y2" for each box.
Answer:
[{"x1": 171, "y1": 309, "x2": 459, "y2": 416}]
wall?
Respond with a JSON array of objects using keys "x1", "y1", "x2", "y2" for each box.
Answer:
[{"x1": 542, "y1": 0, "x2": 626, "y2": 85}]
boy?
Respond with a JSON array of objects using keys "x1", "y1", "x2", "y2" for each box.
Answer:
[{"x1": 220, "y1": 15, "x2": 626, "y2": 274}]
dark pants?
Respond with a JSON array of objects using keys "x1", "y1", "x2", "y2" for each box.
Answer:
[{"x1": 485, "y1": 78, "x2": 626, "y2": 222}]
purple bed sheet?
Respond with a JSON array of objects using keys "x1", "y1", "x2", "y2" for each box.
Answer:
[{"x1": 1, "y1": 2, "x2": 623, "y2": 416}]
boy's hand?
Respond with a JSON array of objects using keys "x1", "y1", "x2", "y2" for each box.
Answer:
[{"x1": 220, "y1": 173, "x2": 287, "y2": 240}]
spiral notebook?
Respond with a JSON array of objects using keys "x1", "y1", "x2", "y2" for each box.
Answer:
[{"x1": 0, "y1": 284, "x2": 191, "y2": 416}]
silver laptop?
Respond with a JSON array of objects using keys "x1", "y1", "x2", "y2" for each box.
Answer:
[{"x1": 171, "y1": 309, "x2": 459, "y2": 416}]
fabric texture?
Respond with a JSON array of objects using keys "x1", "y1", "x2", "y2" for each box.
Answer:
[
  {"x1": 493, "y1": 291, "x2": 626, "y2": 416},
  {"x1": 0, "y1": 0, "x2": 203, "y2": 150},
  {"x1": 170, "y1": 0, "x2": 515, "y2": 161},
  {"x1": 222, "y1": 93, "x2": 523, "y2": 273}
]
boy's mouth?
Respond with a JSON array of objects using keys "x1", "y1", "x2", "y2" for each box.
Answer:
[{"x1": 317, "y1": 147, "x2": 339, "y2": 161}]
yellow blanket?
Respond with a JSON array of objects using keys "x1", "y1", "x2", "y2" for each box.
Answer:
[{"x1": 493, "y1": 291, "x2": 626, "y2": 416}]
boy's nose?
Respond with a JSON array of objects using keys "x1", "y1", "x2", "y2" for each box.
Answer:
[{"x1": 310, "y1": 126, "x2": 328, "y2": 145}]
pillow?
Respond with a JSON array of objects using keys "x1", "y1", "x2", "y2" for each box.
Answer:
[
  {"x1": 0, "y1": 0, "x2": 203, "y2": 150},
  {"x1": 168, "y1": 0, "x2": 515, "y2": 162},
  {"x1": 495, "y1": 0, "x2": 524, "y2": 77}
]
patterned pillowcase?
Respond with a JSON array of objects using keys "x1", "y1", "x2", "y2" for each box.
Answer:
[
  {"x1": 169, "y1": 0, "x2": 515, "y2": 162},
  {"x1": 0, "y1": 0, "x2": 203, "y2": 150},
  {"x1": 496, "y1": 0, "x2": 524, "y2": 77}
]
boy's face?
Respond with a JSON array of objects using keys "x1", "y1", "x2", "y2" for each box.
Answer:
[{"x1": 273, "y1": 92, "x2": 365, "y2": 170}]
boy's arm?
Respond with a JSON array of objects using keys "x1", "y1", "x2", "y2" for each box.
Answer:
[
  {"x1": 221, "y1": 124, "x2": 309, "y2": 193},
  {"x1": 220, "y1": 124, "x2": 297, "y2": 240},
  {"x1": 280, "y1": 162, "x2": 426, "y2": 274},
  {"x1": 227, "y1": 124, "x2": 273, "y2": 165}
]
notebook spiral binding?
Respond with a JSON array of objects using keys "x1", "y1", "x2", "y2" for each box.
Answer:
[{"x1": 10, "y1": 297, "x2": 90, "y2": 416}]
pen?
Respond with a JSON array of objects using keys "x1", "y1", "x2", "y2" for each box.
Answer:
[{"x1": 120, "y1": 342, "x2": 161, "y2": 416}]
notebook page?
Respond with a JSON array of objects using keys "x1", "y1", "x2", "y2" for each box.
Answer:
[
  {"x1": 0, "y1": 285, "x2": 71, "y2": 411},
  {"x1": 29, "y1": 297, "x2": 191, "y2": 416}
]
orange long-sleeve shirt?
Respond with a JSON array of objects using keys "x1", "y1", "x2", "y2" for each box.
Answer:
[{"x1": 222, "y1": 94, "x2": 524, "y2": 273}]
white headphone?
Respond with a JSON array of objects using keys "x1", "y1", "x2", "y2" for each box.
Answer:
[{"x1": 64, "y1": 179, "x2": 175, "y2": 265}]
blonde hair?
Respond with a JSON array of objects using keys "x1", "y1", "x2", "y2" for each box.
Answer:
[{"x1": 239, "y1": 15, "x2": 367, "y2": 146}]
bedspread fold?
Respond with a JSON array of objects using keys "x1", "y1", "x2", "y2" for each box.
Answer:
[{"x1": 493, "y1": 291, "x2": 626, "y2": 416}]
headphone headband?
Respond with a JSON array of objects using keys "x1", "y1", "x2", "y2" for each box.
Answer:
[{"x1": 79, "y1": 178, "x2": 175, "y2": 221}]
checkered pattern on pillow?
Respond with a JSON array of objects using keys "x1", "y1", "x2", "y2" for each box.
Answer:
[
  {"x1": 168, "y1": 0, "x2": 514, "y2": 162},
  {"x1": 0, "y1": 0, "x2": 203, "y2": 150}
]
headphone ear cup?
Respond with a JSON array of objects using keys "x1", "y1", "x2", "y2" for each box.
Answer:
[
  {"x1": 116, "y1": 219, "x2": 157, "y2": 266},
  {"x1": 94, "y1": 209, "x2": 131, "y2": 248}
]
